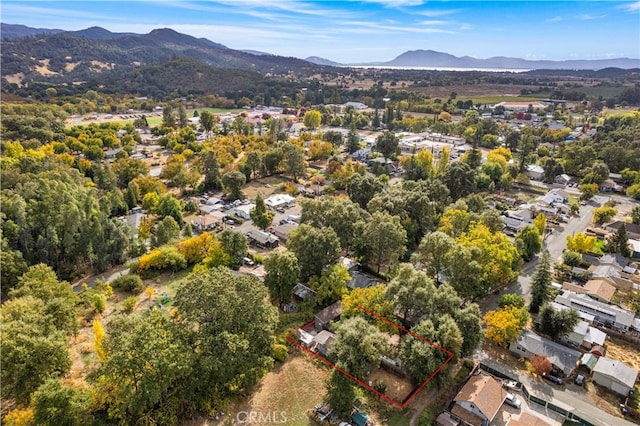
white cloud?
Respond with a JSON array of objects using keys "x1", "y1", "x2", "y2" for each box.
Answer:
[
  {"x1": 618, "y1": 1, "x2": 640, "y2": 12},
  {"x1": 577, "y1": 13, "x2": 607, "y2": 20},
  {"x1": 545, "y1": 16, "x2": 563, "y2": 23},
  {"x1": 354, "y1": 0, "x2": 425, "y2": 7}
]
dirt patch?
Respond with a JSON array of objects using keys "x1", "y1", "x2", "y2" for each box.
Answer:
[
  {"x1": 243, "y1": 176, "x2": 291, "y2": 200},
  {"x1": 605, "y1": 339, "x2": 640, "y2": 372},
  {"x1": 366, "y1": 369, "x2": 415, "y2": 405},
  {"x1": 231, "y1": 352, "x2": 330, "y2": 425}
]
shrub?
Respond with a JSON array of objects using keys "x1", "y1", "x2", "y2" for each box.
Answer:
[
  {"x1": 121, "y1": 296, "x2": 137, "y2": 313},
  {"x1": 111, "y1": 274, "x2": 144, "y2": 295},
  {"x1": 93, "y1": 294, "x2": 106, "y2": 314},
  {"x1": 272, "y1": 344, "x2": 288, "y2": 362}
]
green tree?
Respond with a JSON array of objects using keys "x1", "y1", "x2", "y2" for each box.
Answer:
[
  {"x1": 264, "y1": 250, "x2": 300, "y2": 305},
  {"x1": 300, "y1": 196, "x2": 369, "y2": 251},
  {"x1": 199, "y1": 110, "x2": 216, "y2": 137},
  {"x1": 219, "y1": 229, "x2": 249, "y2": 269},
  {"x1": 173, "y1": 268, "x2": 279, "y2": 405},
  {"x1": 282, "y1": 143, "x2": 307, "y2": 182},
  {"x1": 94, "y1": 309, "x2": 192, "y2": 424},
  {"x1": 443, "y1": 161, "x2": 476, "y2": 200},
  {"x1": 201, "y1": 150, "x2": 222, "y2": 191},
  {"x1": 579, "y1": 183, "x2": 599, "y2": 201},
  {"x1": 499, "y1": 294, "x2": 526, "y2": 309},
  {"x1": 250, "y1": 192, "x2": 274, "y2": 230},
  {"x1": 345, "y1": 123, "x2": 361, "y2": 154},
  {"x1": 361, "y1": 211, "x2": 407, "y2": 274},
  {"x1": 151, "y1": 216, "x2": 180, "y2": 248},
  {"x1": 310, "y1": 264, "x2": 350, "y2": 307},
  {"x1": 10, "y1": 264, "x2": 79, "y2": 335},
  {"x1": 632, "y1": 206, "x2": 640, "y2": 225},
  {"x1": 530, "y1": 250, "x2": 552, "y2": 313},
  {"x1": 288, "y1": 225, "x2": 341, "y2": 281},
  {"x1": 32, "y1": 378, "x2": 92, "y2": 426},
  {"x1": 346, "y1": 174, "x2": 383, "y2": 209},
  {"x1": 515, "y1": 225, "x2": 542, "y2": 261},
  {"x1": 162, "y1": 104, "x2": 175, "y2": 128},
  {"x1": 385, "y1": 264, "x2": 435, "y2": 327},
  {"x1": 538, "y1": 305, "x2": 580, "y2": 339},
  {"x1": 415, "y1": 231, "x2": 457, "y2": 284},
  {"x1": 455, "y1": 304, "x2": 483, "y2": 356},
  {"x1": 605, "y1": 223, "x2": 631, "y2": 258},
  {"x1": 374, "y1": 130, "x2": 399, "y2": 165},
  {"x1": 328, "y1": 317, "x2": 388, "y2": 379},
  {"x1": 1, "y1": 297, "x2": 71, "y2": 405},
  {"x1": 325, "y1": 368, "x2": 356, "y2": 418},
  {"x1": 155, "y1": 194, "x2": 184, "y2": 226},
  {"x1": 222, "y1": 170, "x2": 246, "y2": 200},
  {"x1": 303, "y1": 110, "x2": 322, "y2": 129}
]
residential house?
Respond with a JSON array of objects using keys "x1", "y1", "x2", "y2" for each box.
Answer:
[
  {"x1": 344, "y1": 101, "x2": 368, "y2": 110},
  {"x1": 312, "y1": 330, "x2": 335, "y2": 358},
  {"x1": 292, "y1": 283, "x2": 316, "y2": 303},
  {"x1": 589, "y1": 263, "x2": 636, "y2": 290},
  {"x1": 450, "y1": 373, "x2": 506, "y2": 426},
  {"x1": 348, "y1": 271, "x2": 381, "y2": 290},
  {"x1": 583, "y1": 279, "x2": 617, "y2": 303},
  {"x1": 190, "y1": 215, "x2": 221, "y2": 232},
  {"x1": 592, "y1": 357, "x2": 638, "y2": 396},
  {"x1": 547, "y1": 188, "x2": 569, "y2": 203},
  {"x1": 629, "y1": 239, "x2": 640, "y2": 260},
  {"x1": 554, "y1": 174, "x2": 572, "y2": 186},
  {"x1": 273, "y1": 221, "x2": 298, "y2": 242},
  {"x1": 599, "y1": 179, "x2": 618, "y2": 193},
  {"x1": 315, "y1": 301, "x2": 342, "y2": 331},
  {"x1": 525, "y1": 164, "x2": 544, "y2": 181},
  {"x1": 509, "y1": 330, "x2": 581, "y2": 377},
  {"x1": 554, "y1": 291, "x2": 635, "y2": 331},
  {"x1": 351, "y1": 148, "x2": 372, "y2": 162},
  {"x1": 234, "y1": 203, "x2": 255, "y2": 220},
  {"x1": 246, "y1": 230, "x2": 279, "y2": 249},
  {"x1": 535, "y1": 194, "x2": 556, "y2": 208},
  {"x1": 558, "y1": 319, "x2": 606, "y2": 349},
  {"x1": 264, "y1": 193, "x2": 296, "y2": 210},
  {"x1": 605, "y1": 221, "x2": 640, "y2": 240}
]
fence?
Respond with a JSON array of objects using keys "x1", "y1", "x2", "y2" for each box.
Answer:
[{"x1": 479, "y1": 363, "x2": 596, "y2": 426}]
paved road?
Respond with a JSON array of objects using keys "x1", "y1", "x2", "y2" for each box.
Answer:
[
  {"x1": 473, "y1": 351, "x2": 637, "y2": 426},
  {"x1": 479, "y1": 195, "x2": 601, "y2": 313}
]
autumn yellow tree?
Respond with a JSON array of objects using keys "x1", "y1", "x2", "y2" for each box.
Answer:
[
  {"x1": 93, "y1": 319, "x2": 106, "y2": 364},
  {"x1": 177, "y1": 232, "x2": 214, "y2": 264},
  {"x1": 566, "y1": 232, "x2": 596, "y2": 253},
  {"x1": 534, "y1": 213, "x2": 546, "y2": 236},
  {"x1": 342, "y1": 285, "x2": 396, "y2": 333},
  {"x1": 483, "y1": 305, "x2": 529, "y2": 346}
]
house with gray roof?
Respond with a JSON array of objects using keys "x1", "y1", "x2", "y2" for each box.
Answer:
[
  {"x1": 592, "y1": 356, "x2": 638, "y2": 396},
  {"x1": 509, "y1": 330, "x2": 581, "y2": 376},
  {"x1": 554, "y1": 291, "x2": 635, "y2": 331}
]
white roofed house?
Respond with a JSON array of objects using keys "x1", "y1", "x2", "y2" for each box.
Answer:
[
  {"x1": 525, "y1": 164, "x2": 544, "y2": 181},
  {"x1": 592, "y1": 357, "x2": 638, "y2": 396},
  {"x1": 509, "y1": 330, "x2": 581, "y2": 377},
  {"x1": 264, "y1": 193, "x2": 296, "y2": 210},
  {"x1": 233, "y1": 203, "x2": 255, "y2": 220}
]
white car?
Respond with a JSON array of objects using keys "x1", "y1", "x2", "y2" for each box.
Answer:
[{"x1": 504, "y1": 393, "x2": 521, "y2": 409}]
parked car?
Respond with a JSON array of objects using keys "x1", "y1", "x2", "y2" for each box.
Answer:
[
  {"x1": 504, "y1": 393, "x2": 522, "y2": 409},
  {"x1": 575, "y1": 374, "x2": 585, "y2": 386},
  {"x1": 243, "y1": 257, "x2": 255, "y2": 266},
  {"x1": 542, "y1": 373, "x2": 563, "y2": 385}
]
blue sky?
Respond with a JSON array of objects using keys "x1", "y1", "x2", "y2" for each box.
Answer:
[{"x1": 2, "y1": 1, "x2": 639, "y2": 63}]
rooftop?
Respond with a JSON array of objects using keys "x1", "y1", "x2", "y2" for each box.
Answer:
[{"x1": 454, "y1": 373, "x2": 505, "y2": 424}]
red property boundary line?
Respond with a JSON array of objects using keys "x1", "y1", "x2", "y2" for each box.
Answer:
[{"x1": 285, "y1": 305, "x2": 455, "y2": 409}]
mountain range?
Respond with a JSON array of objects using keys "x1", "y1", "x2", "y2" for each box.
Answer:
[{"x1": 1, "y1": 23, "x2": 639, "y2": 87}]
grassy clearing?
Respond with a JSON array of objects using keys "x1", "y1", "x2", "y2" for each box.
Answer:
[{"x1": 232, "y1": 352, "x2": 331, "y2": 426}]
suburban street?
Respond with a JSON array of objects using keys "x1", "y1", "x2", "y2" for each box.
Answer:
[
  {"x1": 479, "y1": 192, "x2": 601, "y2": 313},
  {"x1": 473, "y1": 352, "x2": 637, "y2": 426}
]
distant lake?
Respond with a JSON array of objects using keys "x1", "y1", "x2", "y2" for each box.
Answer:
[{"x1": 347, "y1": 65, "x2": 532, "y2": 73}]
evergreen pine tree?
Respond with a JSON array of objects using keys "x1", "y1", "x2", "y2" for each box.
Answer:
[{"x1": 530, "y1": 250, "x2": 552, "y2": 313}]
